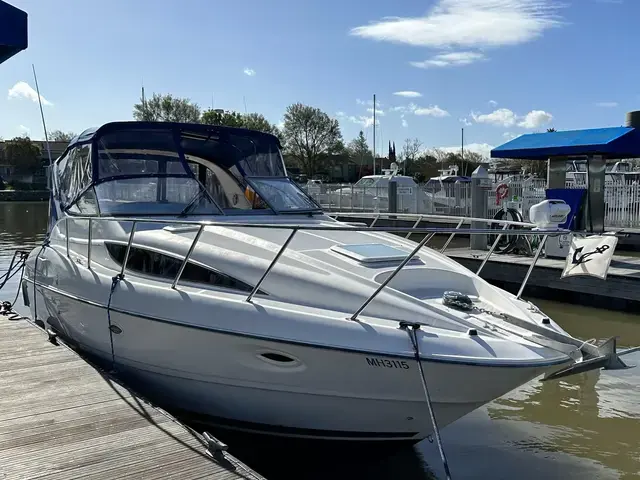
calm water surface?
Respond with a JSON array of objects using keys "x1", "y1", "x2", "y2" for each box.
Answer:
[{"x1": 1, "y1": 202, "x2": 639, "y2": 480}]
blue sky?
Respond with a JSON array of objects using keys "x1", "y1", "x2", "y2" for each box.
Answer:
[{"x1": 1, "y1": 0, "x2": 638, "y2": 157}]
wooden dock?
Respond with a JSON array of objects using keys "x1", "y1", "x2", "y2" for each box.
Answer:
[
  {"x1": 0, "y1": 316, "x2": 265, "y2": 480},
  {"x1": 446, "y1": 248, "x2": 640, "y2": 312}
]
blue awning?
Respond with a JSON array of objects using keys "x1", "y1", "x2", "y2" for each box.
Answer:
[
  {"x1": 491, "y1": 127, "x2": 640, "y2": 160},
  {"x1": 0, "y1": 1, "x2": 28, "y2": 64}
]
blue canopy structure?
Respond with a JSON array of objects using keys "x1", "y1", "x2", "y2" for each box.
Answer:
[
  {"x1": 0, "y1": 1, "x2": 28, "y2": 64},
  {"x1": 491, "y1": 127, "x2": 640, "y2": 160}
]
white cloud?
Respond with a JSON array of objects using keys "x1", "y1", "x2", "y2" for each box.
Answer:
[
  {"x1": 410, "y1": 51, "x2": 486, "y2": 68},
  {"x1": 595, "y1": 101, "x2": 618, "y2": 108},
  {"x1": 401, "y1": 115, "x2": 408, "y2": 128},
  {"x1": 517, "y1": 110, "x2": 553, "y2": 128},
  {"x1": 439, "y1": 143, "x2": 495, "y2": 159},
  {"x1": 18, "y1": 125, "x2": 30, "y2": 135},
  {"x1": 489, "y1": 100, "x2": 498, "y2": 107},
  {"x1": 393, "y1": 91, "x2": 422, "y2": 98},
  {"x1": 472, "y1": 108, "x2": 518, "y2": 127},
  {"x1": 460, "y1": 117, "x2": 472, "y2": 126},
  {"x1": 243, "y1": 68, "x2": 256, "y2": 76},
  {"x1": 470, "y1": 107, "x2": 552, "y2": 129},
  {"x1": 351, "y1": 116, "x2": 377, "y2": 128},
  {"x1": 336, "y1": 111, "x2": 378, "y2": 128},
  {"x1": 414, "y1": 105, "x2": 450, "y2": 117},
  {"x1": 7, "y1": 81, "x2": 53, "y2": 106},
  {"x1": 367, "y1": 107, "x2": 385, "y2": 116},
  {"x1": 503, "y1": 131, "x2": 517, "y2": 139},
  {"x1": 350, "y1": 0, "x2": 563, "y2": 49}
]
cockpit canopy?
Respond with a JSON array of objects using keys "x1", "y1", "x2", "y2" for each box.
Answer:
[{"x1": 53, "y1": 122, "x2": 320, "y2": 216}]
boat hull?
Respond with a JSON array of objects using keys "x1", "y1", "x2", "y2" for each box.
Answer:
[{"x1": 25, "y1": 276, "x2": 569, "y2": 442}]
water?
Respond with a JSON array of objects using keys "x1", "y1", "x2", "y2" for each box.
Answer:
[{"x1": 1, "y1": 202, "x2": 639, "y2": 480}]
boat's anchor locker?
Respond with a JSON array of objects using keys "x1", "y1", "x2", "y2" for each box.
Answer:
[{"x1": 400, "y1": 321, "x2": 453, "y2": 480}]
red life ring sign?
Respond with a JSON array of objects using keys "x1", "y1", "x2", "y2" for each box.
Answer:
[{"x1": 496, "y1": 183, "x2": 509, "y2": 205}]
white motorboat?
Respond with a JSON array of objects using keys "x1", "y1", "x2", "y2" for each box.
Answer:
[{"x1": 22, "y1": 121, "x2": 632, "y2": 444}]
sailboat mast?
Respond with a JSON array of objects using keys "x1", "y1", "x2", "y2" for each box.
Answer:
[{"x1": 372, "y1": 94, "x2": 376, "y2": 175}]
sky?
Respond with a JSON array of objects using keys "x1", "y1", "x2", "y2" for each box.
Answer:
[{"x1": 1, "y1": 0, "x2": 639, "y2": 158}]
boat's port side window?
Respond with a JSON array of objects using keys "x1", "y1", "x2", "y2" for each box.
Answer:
[
  {"x1": 105, "y1": 243, "x2": 263, "y2": 294},
  {"x1": 56, "y1": 145, "x2": 93, "y2": 208}
]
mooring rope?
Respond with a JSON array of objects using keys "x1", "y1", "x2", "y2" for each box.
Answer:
[
  {"x1": 106, "y1": 274, "x2": 123, "y2": 372},
  {"x1": 400, "y1": 321, "x2": 453, "y2": 480}
]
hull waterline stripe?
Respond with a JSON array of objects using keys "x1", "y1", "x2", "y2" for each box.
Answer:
[
  {"x1": 158, "y1": 406, "x2": 420, "y2": 440},
  {"x1": 24, "y1": 278, "x2": 571, "y2": 369}
]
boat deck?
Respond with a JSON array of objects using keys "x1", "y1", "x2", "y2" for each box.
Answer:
[
  {"x1": 446, "y1": 248, "x2": 640, "y2": 311},
  {"x1": 0, "y1": 316, "x2": 264, "y2": 480}
]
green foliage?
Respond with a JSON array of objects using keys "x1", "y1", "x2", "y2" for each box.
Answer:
[
  {"x1": 347, "y1": 131, "x2": 372, "y2": 163},
  {"x1": 3, "y1": 136, "x2": 41, "y2": 172},
  {"x1": 200, "y1": 109, "x2": 245, "y2": 128},
  {"x1": 133, "y1": 93, "x2": 201, "y2": 123},
  {"x1": 49, "y1": 130, "x2": 76, "y2": 142},
  {"x1": 282, "y1": 103, "x2": 343, "y2": 177},
  {"x1": 200, "y1": 110, "x2": 283, "y2": 145}
]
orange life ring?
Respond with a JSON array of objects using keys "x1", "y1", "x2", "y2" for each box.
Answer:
[{"x1": 496, "y1": 183, "x2": 509, "y2": 204}]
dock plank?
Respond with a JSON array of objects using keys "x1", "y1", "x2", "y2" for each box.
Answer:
[{"x1": 0, "y1": 317, "x2": 264, "y2": 480}]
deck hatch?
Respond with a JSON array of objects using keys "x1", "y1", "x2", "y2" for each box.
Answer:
[{"x1": 330, "y1": 243, "x2": 416, "y2": 264}]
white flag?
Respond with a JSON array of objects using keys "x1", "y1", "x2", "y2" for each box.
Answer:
[{"x1": 561, "y1": 234, "x2": 618, "y2": 280}]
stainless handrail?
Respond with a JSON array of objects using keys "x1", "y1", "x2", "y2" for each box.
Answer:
[
  {"x1": 171, "y1": 224, "x2": 205, "y2": 289},
  {"x1": 49, "y1": 214, "x2": 567, "y2": 317},
  {"x1": 120, "y1": 221, "x2": 138, "y2": 278},
  {"x1": 476, "y1": 223, "x2": 509, "y2": 276},
  {"x1": 246, "y1": 229, "x2": 297, "y2": 303},
  {"x1": 87, "y1": 217, "x2": 93, "y2": 269},
  {"x1": 65, "y1": 217, "x2": 70, "y2": 258},
  {"x1": 350, "y1": 232, "x2": 434, "y2": 321},
  {"x1": 406, "y1": 215, "x2": 423, "y2": 239},
  {"x1": 517, "y1": 234, "x2": 548, "y2": 300},
  {"x1": 440, "y1": 218, "x2": 465, "y2": 253}
]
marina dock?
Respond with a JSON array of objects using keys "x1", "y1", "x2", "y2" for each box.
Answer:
[
  {"x1": 446, "y1": 248, "x2": 640, "y2": 311},
  {"x1": 0, "y1": 316, "x2": 265, "y2": 480}
]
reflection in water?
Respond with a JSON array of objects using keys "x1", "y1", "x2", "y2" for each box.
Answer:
[
  {"x1": 1, "y1": 202, "x2": 639, "y2": 479},
  {"x1": 0, "y1": 202, "x2": 48, "y2": 257}
]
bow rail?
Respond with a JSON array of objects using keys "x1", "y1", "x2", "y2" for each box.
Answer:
[{"x1": 51, "y1": 213, "x2": 565, "y2": 318}]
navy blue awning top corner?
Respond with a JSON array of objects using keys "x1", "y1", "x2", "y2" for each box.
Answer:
[
  {"x1": 490, "y1": 126, "x2": 640, "y2": 160},
  {"x1": 0, "y1": 1, "x2": 28, "y2": 64}
]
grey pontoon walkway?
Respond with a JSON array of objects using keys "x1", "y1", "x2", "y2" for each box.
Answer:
[{"x1": 0, "y1": 315, "x2": 265, "y2": 480}]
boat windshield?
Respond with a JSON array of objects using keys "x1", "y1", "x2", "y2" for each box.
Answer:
[
  {"x1": 354, "y1": 177, "x2": 380, "y2": 188},
  {"x1": 56, "y1": 125, "x2": 321, "y2": 216}
]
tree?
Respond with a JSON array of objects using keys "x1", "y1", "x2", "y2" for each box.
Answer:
[
  {"x1": 347, "y1": 131, "x2": 372, "y2": 164},
  {"x1": 282, "y1": 103, "x2": 343, "y2": 178},
  {"x1": 547, "y1": 127, "x2": 557, "y2": 133},
  {"x1": 243, "y1": 113, "x2": 280, "y2": 137},
  {"x1": 201, "y1": 110, "x2": 284, "y2": 146},
  {"x1": 200, "y1": 109, "x2": 244, "y2": 128},
  {"x1": 3, "y1": 137, "x2": 41, "y2": 173},
  {"x1": 49, "y1": 130, "x2": 76, "y2": 142},
  {"x1": 133, "y1": 93, "x2": 201, "y2": 123},
  {"x1": 400, "y1": 138, "x2": 422, "y2": 175}
]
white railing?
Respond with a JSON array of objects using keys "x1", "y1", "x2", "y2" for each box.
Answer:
[
  {"x1": 306, "y1": 179, "x2": 640, "y2": 228},
  {"x1": 51, "y1": 213, "x2": 564, "y2": 319}
]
